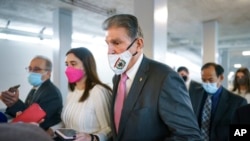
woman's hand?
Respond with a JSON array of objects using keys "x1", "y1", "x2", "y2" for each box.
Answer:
[
  {"x1": 74, "y1": 132, "x2": 92, "y2": 141},
  {"x1": 46, "y1": 128, "x2": 54, "y2": 137}
]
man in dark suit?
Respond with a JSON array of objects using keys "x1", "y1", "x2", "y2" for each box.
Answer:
[
  {"x1": 1, "y1": 55, "x2": 63, "y2": 136},
  {"x1": 189, "y1": 62, "x2": 247, "y2": 141},
  {"x1": 102, "y1": 14, "x2": 201, "y2": 141},
  {"x1": 177, "y1": 66, "x2": 202, "y2": 95}
]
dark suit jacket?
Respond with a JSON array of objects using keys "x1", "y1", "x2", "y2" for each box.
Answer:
[
  {"x1": 111, "y1": 56, "x2": 201, "y2": 141},
  {"x1": 188, "y1": 80, "x2": 202, "y2": 96},
  {"x1": 232, "y1": 104, "x2": 250, "y2": 124},
  {"x1": 189, "y1": 86, "x2": 247, "y2": 141},
  {"x1": 5, "y1": 79, "x2": 63, "y2": 130}
]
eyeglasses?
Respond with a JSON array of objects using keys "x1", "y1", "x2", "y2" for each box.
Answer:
[{"x1": 25, "y1": 67, "x2": 48, "y2": 73}]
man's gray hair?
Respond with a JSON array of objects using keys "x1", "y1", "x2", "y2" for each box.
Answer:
[{"x1": 33, "y1": 55, "x2": 52, "y2": 71}]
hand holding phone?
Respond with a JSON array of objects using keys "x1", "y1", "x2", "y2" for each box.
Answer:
[
  {"x1": 1, "y1": 84, "x2": 20, "y2": 107},
  {"x1": 8, "y1": 84, "x2": 20, "y2": 93},
  {"x1": 55, "y1": 128, "x2": 77, "y2": 140},
  {"x1": 12, "y1": 103, "x2": 46, "y2": 123}
]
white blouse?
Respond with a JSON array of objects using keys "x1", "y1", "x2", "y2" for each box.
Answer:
[
  {"x1": 233, "y1": 89, "x2": 250, "y2": 103},
  {"x1": 61, "y1": 84, "x2": 112, "y2": 141}
]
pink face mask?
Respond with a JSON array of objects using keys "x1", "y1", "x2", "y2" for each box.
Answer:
[{"x1": 65, "y1": 67, "x2": 84, "y2": 83}]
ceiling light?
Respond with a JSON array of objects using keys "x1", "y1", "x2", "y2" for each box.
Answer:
[
  {"x1": 227, "y1": 71, "x2": 235, "y2": 79},
  {"x1": 9, "y1": 25, "x2": 39, "y2": 34},
  {"x1": 242, "y1": 51, "x2": 250, "y2": 56},
  {"x1": 234, "y1": 64, "x2": 242, "y2": 68},
  {"x1": 60, "y1": 0, "x2": 116, "y2": 16},
  {"x1": 43, "y1": 29, "x2": 53, "y2": 36},
  {"x1": 154, "y1": 6, "x2": 168, "y2": 24}
]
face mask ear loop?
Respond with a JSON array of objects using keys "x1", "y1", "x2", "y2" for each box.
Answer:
[
  {"x1": 127, "y1": 38, "x2": 138, "y2": 56},
  {"x1": 126, "y1": 38, "x2": 138, "y2": 50}
]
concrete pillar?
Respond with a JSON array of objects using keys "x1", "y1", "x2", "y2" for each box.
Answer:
[
  {"x1": 220, "y1": 49, "x2": 229, "y2": 88},
  {"x1": 134, "y1": 0, "x2": 168, "y2": 63},
  {"x1": 52, "y1": 8, "x2": 72, "y2": 102},
  {"x1": 202, "y1": 20, "x2": 218, "y2": 64}
]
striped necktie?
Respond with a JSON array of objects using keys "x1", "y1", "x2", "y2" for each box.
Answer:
[{"x1": 201, "y1": 94, "x2": 212, "y2": 141}]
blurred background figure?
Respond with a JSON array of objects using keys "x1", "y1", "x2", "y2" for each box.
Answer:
[
  {"x1": 189, "y1": 62, "x2": 247, "y2": 141},
  {"x1": 177, "y1": 66, "x2": 201, "y2": 95},
  {"x1": 231, "y1": 67, "x2": 250, "y2": 103},
  {"x1": 0, "y1": 55, "x2": 63, "y2": 136},
  {"x1": 232, "y1": 104, "x2": 250, "y2": 125},
  {"x1": 0, "y1": 123, "x2": 53, "y2": 141}
]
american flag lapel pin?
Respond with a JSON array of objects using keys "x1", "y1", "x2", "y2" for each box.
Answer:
[{"x1": 139, "y1": 77, "x2": 143, "y2": 82}]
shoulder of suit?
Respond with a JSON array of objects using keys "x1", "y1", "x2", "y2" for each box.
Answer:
[
  {"x1": 191, "y1": 80, "x2": 202, "y2": 85},
  {"x1": 40, "y1": 79, "x2": 62, "y2": 96},
  {"x1": 236, "y1": 104, "x2": 250, "y2": 112},
  {"x1": 224, "y1": 88, "x2": 247, "y2": 101},
  {"x1": 146, "y1": 58, "x2": 174, "y2": 73}
]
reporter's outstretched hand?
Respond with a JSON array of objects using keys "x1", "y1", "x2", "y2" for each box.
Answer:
[{"x1": 1, "y1": 89, "x2": 19, "y2": 107}]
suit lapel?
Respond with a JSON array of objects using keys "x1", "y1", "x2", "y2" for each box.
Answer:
[
  {"x1": 211, "y1": 87, "x2": 228, "y2": 130},
  {"x1": 117, "y1": 57, "x2": 149, "y2": 139},
  {"x1": 32, "y1": 80, "x2": 49, "y2": 102},
  {"x1": 191, "y1": 88, "x2": 205, "y2": 117},
  {"x1": 111, "y1": 75, "x2": 120, "y2": 138}
]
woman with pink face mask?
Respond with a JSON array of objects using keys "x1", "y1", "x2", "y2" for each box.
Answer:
[{"x1": 59, "y1": 47, "x2": 112, "y2": 141}]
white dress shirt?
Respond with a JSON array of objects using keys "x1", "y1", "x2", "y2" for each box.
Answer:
[{"x1": 125, "y1": 54, "x2": 143, "y2": 96}]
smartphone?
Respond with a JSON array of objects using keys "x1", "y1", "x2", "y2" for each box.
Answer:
[
  {"x1": 55, "y1": 128, "x2": 77, "y2": 140},
  {"x1": 8, "y1": 84, "x2": 21, "y2": 92},
  {"x1": 12, "y1": 103, "x2": 46, "y2": 123}
]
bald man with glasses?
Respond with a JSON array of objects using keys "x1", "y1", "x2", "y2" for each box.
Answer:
[{"x1": 1, "y1": 55, "x2": 63, "y2": 136}]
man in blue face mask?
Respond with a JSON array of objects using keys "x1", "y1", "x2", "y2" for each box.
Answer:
[
  {"x1": 1, "y1": 55, "x2": 63, "y2": 137},
  {"x1": 189, "y1": 62, "x2": 247, "y2": 141}
]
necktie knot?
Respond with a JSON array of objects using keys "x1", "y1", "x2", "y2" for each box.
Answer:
[
  {"x1": 207, "y1": 94, "x2": 213, "y2": 98},
  {"x1": 121, "y1": 73, "x2": 128, "y2": 82}
]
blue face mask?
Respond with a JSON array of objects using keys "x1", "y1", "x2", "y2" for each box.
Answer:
[
  {"x1": 202, "y1": 82, "x2": 218, "y2": 94},
  {"x1": 28, "y1": 72, "x2": 43, "y2": 87}
]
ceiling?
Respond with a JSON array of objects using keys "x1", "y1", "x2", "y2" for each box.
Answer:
[{"x1": 0, "y1": 0, "x2": 250, "y2": 73}]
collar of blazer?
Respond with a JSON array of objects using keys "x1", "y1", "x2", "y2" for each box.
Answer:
[
  {"x1": 30, "y1": 79, "x2": 51, "y2": 102},
  {"x1": 210, "y1": 87, "x2": 230, "y2": 129}
]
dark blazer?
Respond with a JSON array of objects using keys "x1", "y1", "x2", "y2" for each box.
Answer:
[
  {"x1": 188, "y1": 80, "x2": 202, "y2": 96},
  {"x1": 189, "y1": 86, "x2": 247, "y2": 141},
  {"x1": 111, "y1": 56, "x2": 201, "y2": 141},
  {"x1": 232, "y1": 104, "x2": 250, "y2": 124},
  {"x1": 5, "y1": 79, "x2": 63, "y2": 130}
]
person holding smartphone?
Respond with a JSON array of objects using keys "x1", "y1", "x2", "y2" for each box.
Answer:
[
  {"x1": 0, "y1": 55, "x2": 63, "y2": 136},
  {"x1": 58, "y1": 47, "x2": 112, "y2": 141}
]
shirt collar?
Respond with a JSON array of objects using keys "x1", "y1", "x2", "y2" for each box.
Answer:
[
  {"x1": 126, "y1": 54, "x2": 143, "y2": 80},
  {"x1": 185, "y1": 78, "x2": 191, "y2": 89}
]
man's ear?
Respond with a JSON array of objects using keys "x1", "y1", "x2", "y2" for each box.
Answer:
[
  {"x1": 136, "y1": 38, "x2": 144, "y2": 49},
  {"x1": 219, "y1": 74, "x2": 224, "y2": 81},
  {"x1": 45, "y1": 70, "x2": 51, "y2": 78}
]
